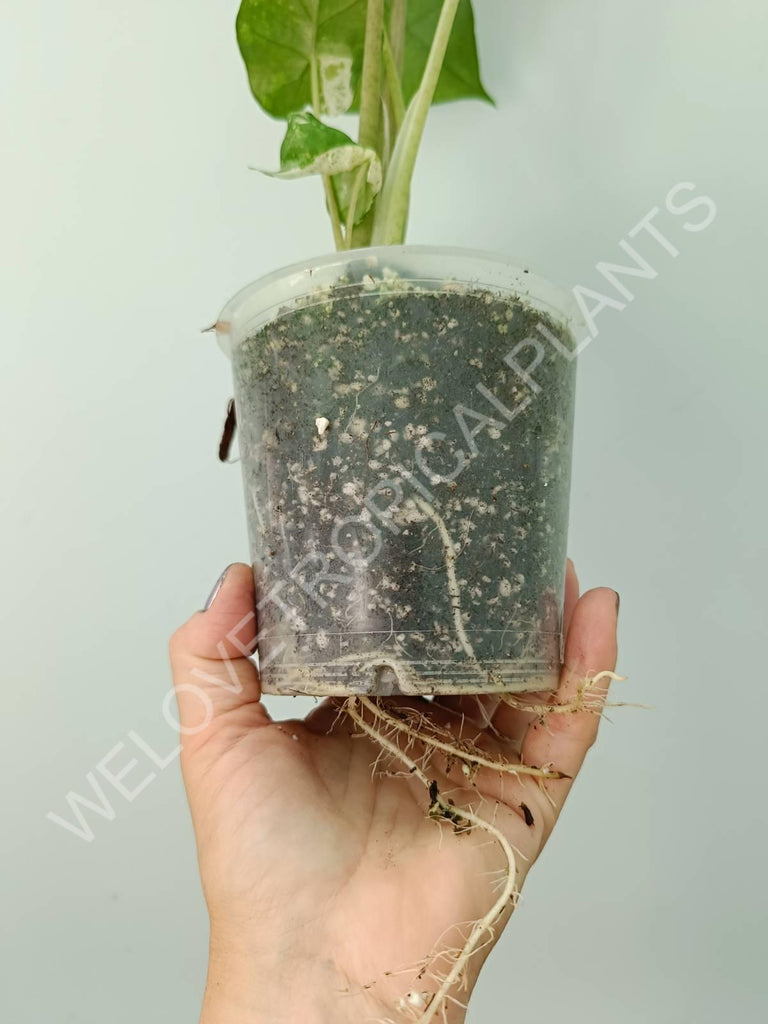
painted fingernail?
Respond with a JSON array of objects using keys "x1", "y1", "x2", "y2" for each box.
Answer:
[
  {"x1": 203, "y1": 565, "x2": 232, "y2": 611},
  {"x1": 614, "y1": 591, "x2": 621, "y2": 617}
]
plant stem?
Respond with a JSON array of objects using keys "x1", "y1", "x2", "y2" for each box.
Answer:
[
  {"x1": 351, "y1": 0, "x2": 385, "y2": 248},
  {"x1": 384, "y1": 1, "x2": 407, "y2": 160},
  {"x1": 383, "y1": 29, "x2": 406, "y2": 137},
  {"x1": 389, "y1": 0, "x2": 407, "y2": 77},
  {"x1": 344, "y1": 162, "x2": 368, "y2": 246},
  {"x1": 358, "y1": 0, "x2": 385, "y2": 151},
  {"x1": 309, "y1": 55, "x2": 345, "y2": 251},
  {"x1": 322, "y1": 174, "x2": 345, "y2": 251},
  {"x1": 372, "y1": 0, "x2": 460, "y2": 246}
]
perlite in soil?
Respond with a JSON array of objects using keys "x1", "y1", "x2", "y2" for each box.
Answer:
[
  {"x1": 218, "y1": 248, "x2": 581, "y2": 695},
  {"x1": 214, "y1": 0, "x2": 583, "y2": 694}
]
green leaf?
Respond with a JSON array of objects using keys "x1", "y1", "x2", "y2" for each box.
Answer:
[
  {"x1": 236, "y1": 0, "x2": 368, "y2": 118},
  {"x1": 263, "y1": 112, "x2": 382, "y2": 225},
  {"x1": 401, "y1": 0, "x2": 493, "y2": 107}
]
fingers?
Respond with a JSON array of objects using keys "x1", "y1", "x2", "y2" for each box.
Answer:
[
  {"x1": 520, "y1": 586, "x2": 619, "y2": 813},
  {"x1": 562, "y1": 558, "x2": 580, "y2": 637},
  {"x1": 169, "y1": 563, "x2": 268, "y2": 734},
  {"x1": 432, "y1": 693, "x2": 502, "y2": 730},
  {"x1": 491, "y1": 559, "x2": 581, "y2": 746}
]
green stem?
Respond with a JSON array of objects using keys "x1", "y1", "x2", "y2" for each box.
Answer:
[
  {"x1": 389, "y1": 0, "x2": 407, "y2": 77},
  {"x1": 357, "y1": 0, "x2": 385, "y2": 151},
  {"x1": 372, "y1": 0, "x2": 460, "y2": 246},
  {"x1": 352, "y1": 0, "x2": 385, "y2": 248},
  {"x1": 384, "y1": 0, "x2": 407, "y2": 160},
  {"x1": 309, "y1": 55, "x2": 345, "y2": 251},
  {"x1": 322, "y1": 176, "x2": 345, "y2": 251},
  {"x1": 344, "y1": 162, "x2": 368, "y2": 247},
  {"x1": 383, "y1": 29, "x2": 406, "y2": 137}
]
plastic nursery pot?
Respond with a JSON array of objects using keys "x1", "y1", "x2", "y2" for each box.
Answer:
[{"x1": 216, "y1": 246, "x2": 583, "y2": 697}]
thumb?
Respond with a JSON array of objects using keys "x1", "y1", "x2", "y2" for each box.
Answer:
[{"x1": 168, "y1": 563, "x2": 267, "y2": 736}]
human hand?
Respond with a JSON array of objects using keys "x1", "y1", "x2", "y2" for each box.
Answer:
[{"x1": 169, "y1": 561, "x2": 618, "y2": 1023}]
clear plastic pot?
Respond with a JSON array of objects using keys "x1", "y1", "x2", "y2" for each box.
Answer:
[{"x1": 216, "y1": 246, "x2": 583, "y2": 696}]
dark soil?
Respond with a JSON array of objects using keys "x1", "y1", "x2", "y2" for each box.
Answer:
[{"x1": 232, "y1": 280, "x2": 576, "y2": 695}]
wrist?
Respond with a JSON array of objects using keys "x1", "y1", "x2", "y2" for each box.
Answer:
[
  {"x1": 201, "y1": 946, "x2": 302, "y2": 1024},
  {"x1": 200, "y1": 942, "x2": 381, "y2": 1024},
  {"x1": 202, "y1": 966, "x2": 320, "y2": 1024}
]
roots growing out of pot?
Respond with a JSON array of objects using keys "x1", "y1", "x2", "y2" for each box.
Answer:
[{"x1": 341, "y1": 671, "x2": 628, "y2": 1023}]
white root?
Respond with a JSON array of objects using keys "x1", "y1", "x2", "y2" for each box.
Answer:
[
  {"x1": 413, "y1": 498, "x2": 482, "y2": 676},
  {"x1": 499, "y1": 670, "x2": 630, "y2": 718},
  {"x1": 345, "y1": 697, "x2": 519, "y2": 1024},
  {"x1": 358, "y1": 696, "x2": 566, "y2": 780},
  {"x1": 344, "y1": 669, "x2": 636, "y2": 1022}
]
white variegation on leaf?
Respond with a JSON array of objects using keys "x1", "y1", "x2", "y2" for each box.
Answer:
[
  {"x1": 261, "y1": 113, "x2": 382, "y2": 227},
  {"x1": 236, "y1": 0, "x2": 367, "y2": 119},
  {"x1": 236, "y1": 0, "x2": 491, "y2": 246},
  {"x1": 317, "y1": 52, "x2": 355, "y2": 117}
]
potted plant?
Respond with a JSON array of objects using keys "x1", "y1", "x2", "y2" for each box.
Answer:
[{"x1": 214, "y1": 0, "x2": 584, "y2": 697}]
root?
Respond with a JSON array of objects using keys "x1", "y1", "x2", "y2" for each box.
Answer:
[
  {"x1": 345, "y1": 697, "x2": 519, "y2": 1024},
  {"x1": 499, "y1": 670, "x2": 632, "y2": 719},
  {"x1": 343, "y1": 669, "x2": 637, "y2": 1023},
  {"x1": 359, "y1": 696, "x2": 568, "y2": 781},
  {"x1": 413, "y1": 498, "x2": 482, "y2": 677}
]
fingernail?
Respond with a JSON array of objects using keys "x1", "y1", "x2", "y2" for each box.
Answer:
[
  {"x1": 203, "y1": 565, "x2": 232, "y2": 611},
  {"x1": 614, "y1": 591, "x2": 621, "y2": 617}
]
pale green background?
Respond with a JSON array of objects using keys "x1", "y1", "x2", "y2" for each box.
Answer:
[{"x1": 2, "y1": 1, "x2": 766, "y2": 1021}]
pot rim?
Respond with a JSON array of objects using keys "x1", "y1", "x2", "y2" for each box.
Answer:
[{"x1": 214, "y1": 244, "x2": 586, "y2": 357}]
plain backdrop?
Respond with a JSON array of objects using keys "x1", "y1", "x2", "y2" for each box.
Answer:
[{"x1": 2, "y1": 1, "x2": 767, "y2": 1021}]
